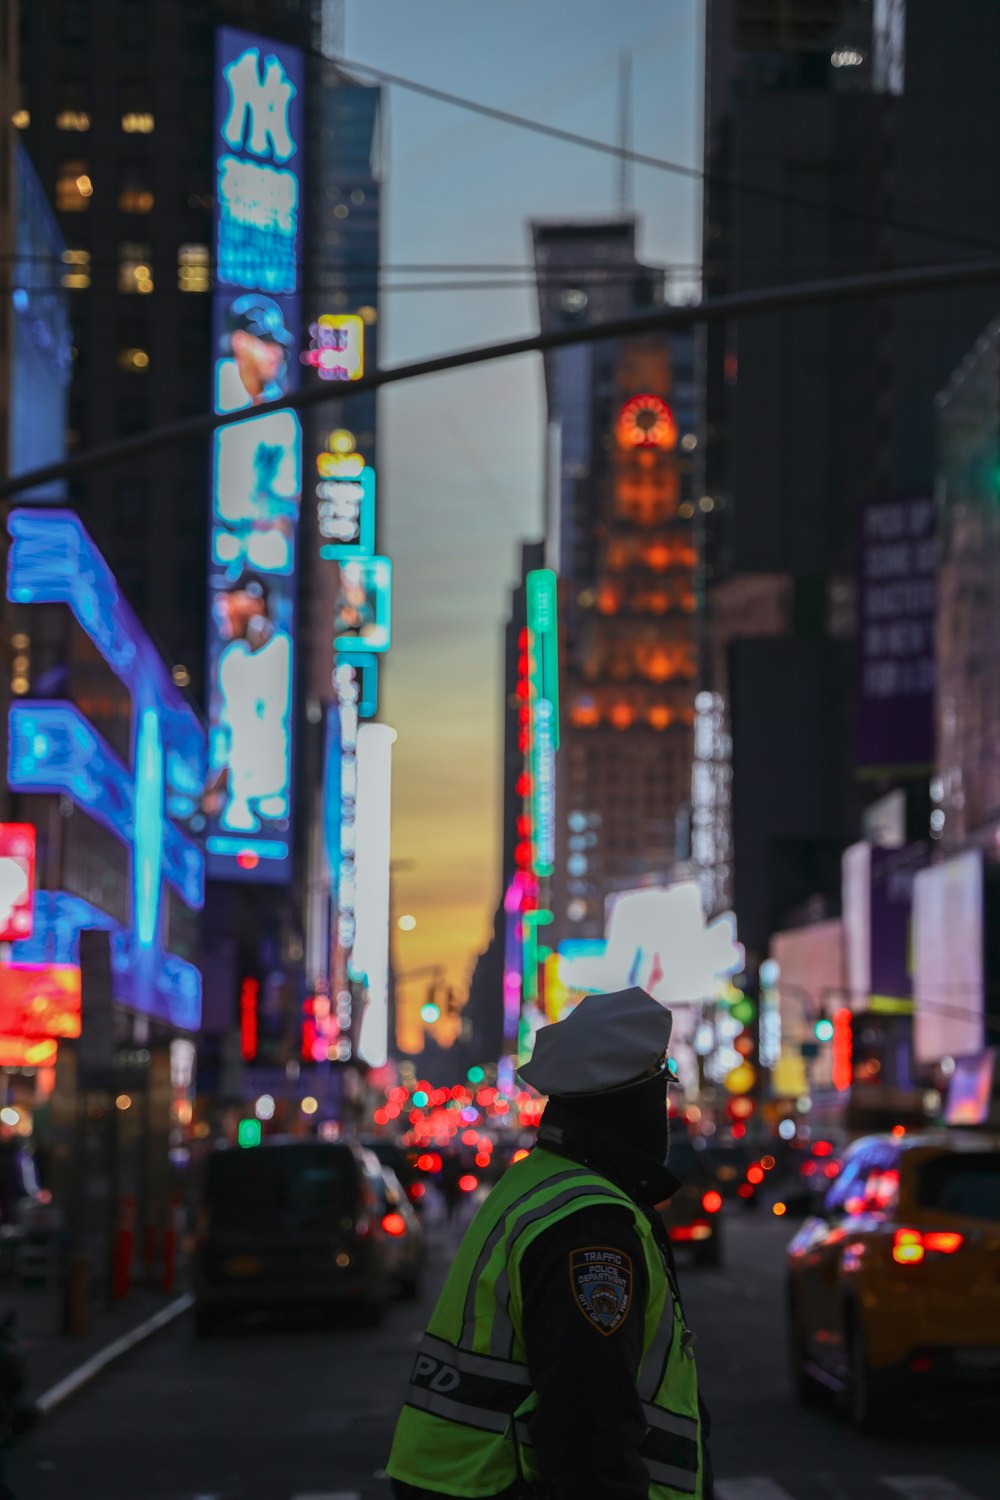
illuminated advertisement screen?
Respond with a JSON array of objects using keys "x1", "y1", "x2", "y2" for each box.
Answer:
[
  {"x1": 205, "y1": 27, "x2": 305, "y2": 883},
  {"x1": 913, "y1": 850, "x2": 984, "y2": 1064},
  {"x1": 6, "y1": 510, "x2": 206, "y2": 1029}
]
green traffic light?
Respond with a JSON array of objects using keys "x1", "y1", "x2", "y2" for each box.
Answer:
[
  {"x1": 412, "y1": 1090, "x2": 429, "y2": 1107},
  {"x1": 814, "y1": 1017, "x2": 835, "y2": 1043},
  {"x1": 467, "y1": 1065, "x2": 485, "y2": 1084},
  {"x1": 731, "y1": 998, "x2": 756, "y2": 1025},
  {"x1": 238, "y1": 1118, "x2": 262, "y2": 1148}
]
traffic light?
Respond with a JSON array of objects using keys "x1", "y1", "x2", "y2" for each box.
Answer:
[
  {"x1": 814, "y1": 1012, "x2": 835, "y2": 1043},
  {"x1": 238, "y1": 1118, "x2": 261, "y2": 1148}
]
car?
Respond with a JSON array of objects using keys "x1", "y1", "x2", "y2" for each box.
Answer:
[
  {"x1": 701, "y1": 1139, "x2": 763, "y2": 1210},
  {"x1": 786, "y1": 1130, "x2": 1000, "y2": 1430},
  {"x1": 361, "y1": 1136, "x2": 427, "y2": 1213},
  {"x1": 193, "y1": 1138, "x2": 393, "y2": 1335},
  {"x1": 374, "y1": 1164, "x2": 426, "y2": 1299},
  {"x1": 659, "y1": 1134, "x2": 724, "y2": 1267}
]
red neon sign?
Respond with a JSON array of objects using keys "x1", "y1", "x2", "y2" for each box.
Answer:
[
  {"x1": 617, "y1": 394, "x2": 678, "y2": 451},
  {"x1": 239, "y1": 977, "x2": 259, "y2": 1062},
  {"x1": 0, "y1": 825, "x2": 36, "y2": 942},
  {"x1": 832, "y1": 1007, "x2": 853, "y2": 1092}
]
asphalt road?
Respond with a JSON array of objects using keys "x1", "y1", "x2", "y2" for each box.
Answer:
[{"x1": 8, "y1": 1204, "x2": 1000, "y2": 1500}]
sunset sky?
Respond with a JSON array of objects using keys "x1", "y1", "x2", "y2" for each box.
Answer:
[{"x1": 346, "y1": 0, "x2": 701, "y2": 1035}]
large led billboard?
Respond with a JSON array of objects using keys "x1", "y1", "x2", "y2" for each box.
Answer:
[
  {"x1": 205, "y1": 27, "x2": 305, "y2": 882},
  {"x1": 913, "y1": 850, "x2": 984, "y2": 1063},
  {"x1": 6, "y1": 510, "x2": 206, "y2": 1030}
]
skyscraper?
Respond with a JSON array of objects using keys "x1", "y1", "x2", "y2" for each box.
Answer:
[{"x1": 532, "y1": 219, "x2": 697, "y2": 951}]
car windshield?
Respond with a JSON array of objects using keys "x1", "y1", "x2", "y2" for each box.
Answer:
[
  {"x1": 206, "y1": 1146, "x2": 354, "y2": 1234},
  {"x1": 915, "y1": 1152, "x2": 1000, "y2": 1224}
]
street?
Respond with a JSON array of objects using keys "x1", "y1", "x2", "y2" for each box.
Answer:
[{"x1": 8, "y1": 1209, "x2": 1000, "y2": 1500}]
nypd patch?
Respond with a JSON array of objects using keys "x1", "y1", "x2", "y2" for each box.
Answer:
[{"x1": 569, "y1": 1247, "x2": 633, "y2": 1336}]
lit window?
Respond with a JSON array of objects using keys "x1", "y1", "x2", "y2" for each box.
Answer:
[
  {"x1": 119, "y1": 186, "x2": 154, "y2": 213},
  {"x1": 177, "y1": 243, "x2": 210, "y2": 293},
  {"x1": 11, "y1": 110, "x2": 29, "y2": 130},
  {"x1": 56, "y1": 110, "x2": 90, "y2": 131},
  {"x1": 121, "y1": 112, "x2": 155, "y2": 134},
  {"x1": 119, "y1": 244, "x2": 154, "y2": 294},
  {"x1": 56, "y1": 162, "x2": 93, "y2": 212},
  {"x1": 61, "y1": 248, "x2": 91, "y2": 290},
  {"x1": 118, "y1": 347, "x2": 150, "y2": 373}
]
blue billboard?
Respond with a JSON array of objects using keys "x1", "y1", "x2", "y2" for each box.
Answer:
[
  {"x1": 205, "y1": 27, "x2": 305, "y2": 882},
  {"x1": 6, "y1": 510, "x2": 206, "y2": 1030}
]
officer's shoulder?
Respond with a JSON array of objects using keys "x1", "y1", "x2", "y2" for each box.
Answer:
[{"x1": 523, "y1": 1199, "x2": 642, "y2": 1266}]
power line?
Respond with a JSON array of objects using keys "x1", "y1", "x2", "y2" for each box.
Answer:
[
  {"x1": 323, "y1": 48, "x2": 1000, "y2": 261},
  {"x1": 4, "y1": 258, "x2": 1000, "y2": 501}
]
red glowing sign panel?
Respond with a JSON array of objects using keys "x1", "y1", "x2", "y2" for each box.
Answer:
[
  {"x1": 239, "y1": 977, "x2": 259, "y2": 1062},
  {"x1": 617, "y1": 394, "x2": 678, "y2": 451},
  {"x1": 0, "y1": 963, "x2": 81, "y2": 1039},
  {"x1": 0, "y1": 825, "x2": 36, "y2": 942}
]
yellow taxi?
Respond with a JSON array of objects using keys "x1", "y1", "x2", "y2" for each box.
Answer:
[{"x1": 785, "y1": 1130, "x2": 1000, "y2": 1429}]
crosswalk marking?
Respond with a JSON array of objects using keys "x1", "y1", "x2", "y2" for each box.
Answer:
[
  {"x1": 884, "y1": 1479, "x2": 983, "y2": 1500},
  {"x1": 716, "y1": 1481, "x2": 797, "y2": 1500}
]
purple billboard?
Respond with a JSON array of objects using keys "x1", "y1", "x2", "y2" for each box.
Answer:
[
  {"x1": 857, "y1": 494, "x2": 937, "y2": 771},
  {"x1": 204, "y1": 27, "x2": 305, "y2": 882}
]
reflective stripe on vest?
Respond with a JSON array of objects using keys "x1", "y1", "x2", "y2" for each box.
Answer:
[{"x1": 387, "y1": 1149, "x2": 703, "y2": 1499}]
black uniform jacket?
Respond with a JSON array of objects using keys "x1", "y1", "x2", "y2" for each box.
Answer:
[{"x1": 391, "y1": 1110, "x2": 713, "y2": 1500}]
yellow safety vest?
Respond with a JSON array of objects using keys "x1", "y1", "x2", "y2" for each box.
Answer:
[{"x1": 388, "y1": 1147, "x2": 704, "y2": 1498}]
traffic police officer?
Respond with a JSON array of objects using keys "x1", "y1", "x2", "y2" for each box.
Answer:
[{"x1": 387, "y1": 986, "x2": 712, "y2": 1500}]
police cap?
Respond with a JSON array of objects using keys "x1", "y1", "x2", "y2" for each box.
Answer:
[{"x1": 518, "y1": 987, "x2": 673, "y2": 1097}]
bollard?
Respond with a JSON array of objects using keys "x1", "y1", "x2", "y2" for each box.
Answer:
[
  {"x1": 142, "y1": 1218, "x2": 157, "y2": 1286},
  {"x1": 162, "y1": 1192, "x2": 182, "y2": 1293},
  {"x1": 111, "y1": 1194, "x2": 135, "y2": 1300},
  {"x1": 62, "y1": 1254, "x2": 91, "y2": 1336}
]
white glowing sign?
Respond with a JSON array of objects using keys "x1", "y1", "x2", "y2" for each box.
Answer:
[
  {"x1": 354, "y1": 723, "x2": 395, "y2": 1068},
  {"x1": 558, "y1": 882, "x2": 744, "y2": 1005}
]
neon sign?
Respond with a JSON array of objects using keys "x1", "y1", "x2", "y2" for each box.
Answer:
[
  {"x1": 207, "y1": 27, "x2": 304, "y2": 883},
  {"x1": 333, "y1": 557, "x2": 392, "y2": 653},
  {"x1": 617, "y1": 394, "x2": 678, "y2": 451},
  {"x1": 217, "y1": 40, "x2": 300, "y2": 292},
  {"x1": 6, "y1": 510, "x2": 205, "y2": 1029},
  {"x1": 302, "y1": 314, "x2": 364, "y2": 382},
  {"x1": 526, "y1": 569, "x2": 559, "y2": 879},
  {"x1": 0, "y1": 825, "x2": 36, "y2": 942}
]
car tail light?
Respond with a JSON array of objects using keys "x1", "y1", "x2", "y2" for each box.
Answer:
[
  {"x1": 458, "y1": 1174, "x2": 478, "y2": 1193},
  {"x1": 381, "y1": 1212, "x2": 407, "y2": 1237},
  {"x1": 407, "y1": 1182, "x2": 425, "y2": 1201},
  {"x1": 747, "y1": 1165, "x2": 764, "y2": 1185},
  {"x1": 892, "y1": 1227, "x2": 965, "y2": 1265},
  {"x1": 702, "y1": 1190, "x2": 722, "y2": 1214},
  {"x1": 670, "y1": 1221, "x2": 712, "y2": 1242}
]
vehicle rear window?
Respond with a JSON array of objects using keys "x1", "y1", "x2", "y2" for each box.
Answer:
[
  {"x1": 206, "y1": 1146, "x2": 355, "y2": 1233},
  {"x1": 915, "y1": 1153, "x2": 1000, "y2": 1224}
]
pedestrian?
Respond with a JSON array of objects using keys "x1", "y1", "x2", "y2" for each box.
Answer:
[{"x1": 387, "y1": 986, "x2": 712, "y2": 1500}]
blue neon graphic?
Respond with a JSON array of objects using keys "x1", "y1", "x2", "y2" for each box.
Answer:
[
  {"x1": 7, "y1": 509, "x2": 206, "y2": 1028},
  {"x1": 134, "y1": 708, "x2": 163, "y2": 950},
  {"x1": 336, "y1": 653, "x2": 378, "y2": 718},
  {"x1": 207, "y1": 27, "x2": 304, "y2": 885}
]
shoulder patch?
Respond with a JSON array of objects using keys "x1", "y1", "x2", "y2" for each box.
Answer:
[{"x1": 569, "y1": 1246, "x2": 633, "y2": 1336}]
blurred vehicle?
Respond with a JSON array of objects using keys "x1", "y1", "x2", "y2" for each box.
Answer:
[
  {"x1": 786, "y1": 1130, "x2": 1000, "y2": 1430},
  {"x1": 659, "y1": 1134, "x2": 724, "y2": 1268},
  {"x1": 374, "y1": 1164, "x2": 426, "y2": 1299},
  {"x1": 193, "y1": 1138, "x2": 392, "y2": 1335},
  {"x1": 361, "y1": 1136, "x2": 426, "y2": 1213},
  {"x1": 782, "y1": 1136, "x2": 845, "y2": 1216},
  {"x1": 701, "y1": 1139, "x2": 762, "y2": 1210}
]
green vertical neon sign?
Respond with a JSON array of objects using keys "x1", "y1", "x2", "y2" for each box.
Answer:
[{"x1": 526, "y1": 569, "x2": 559, "y2": 878}]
